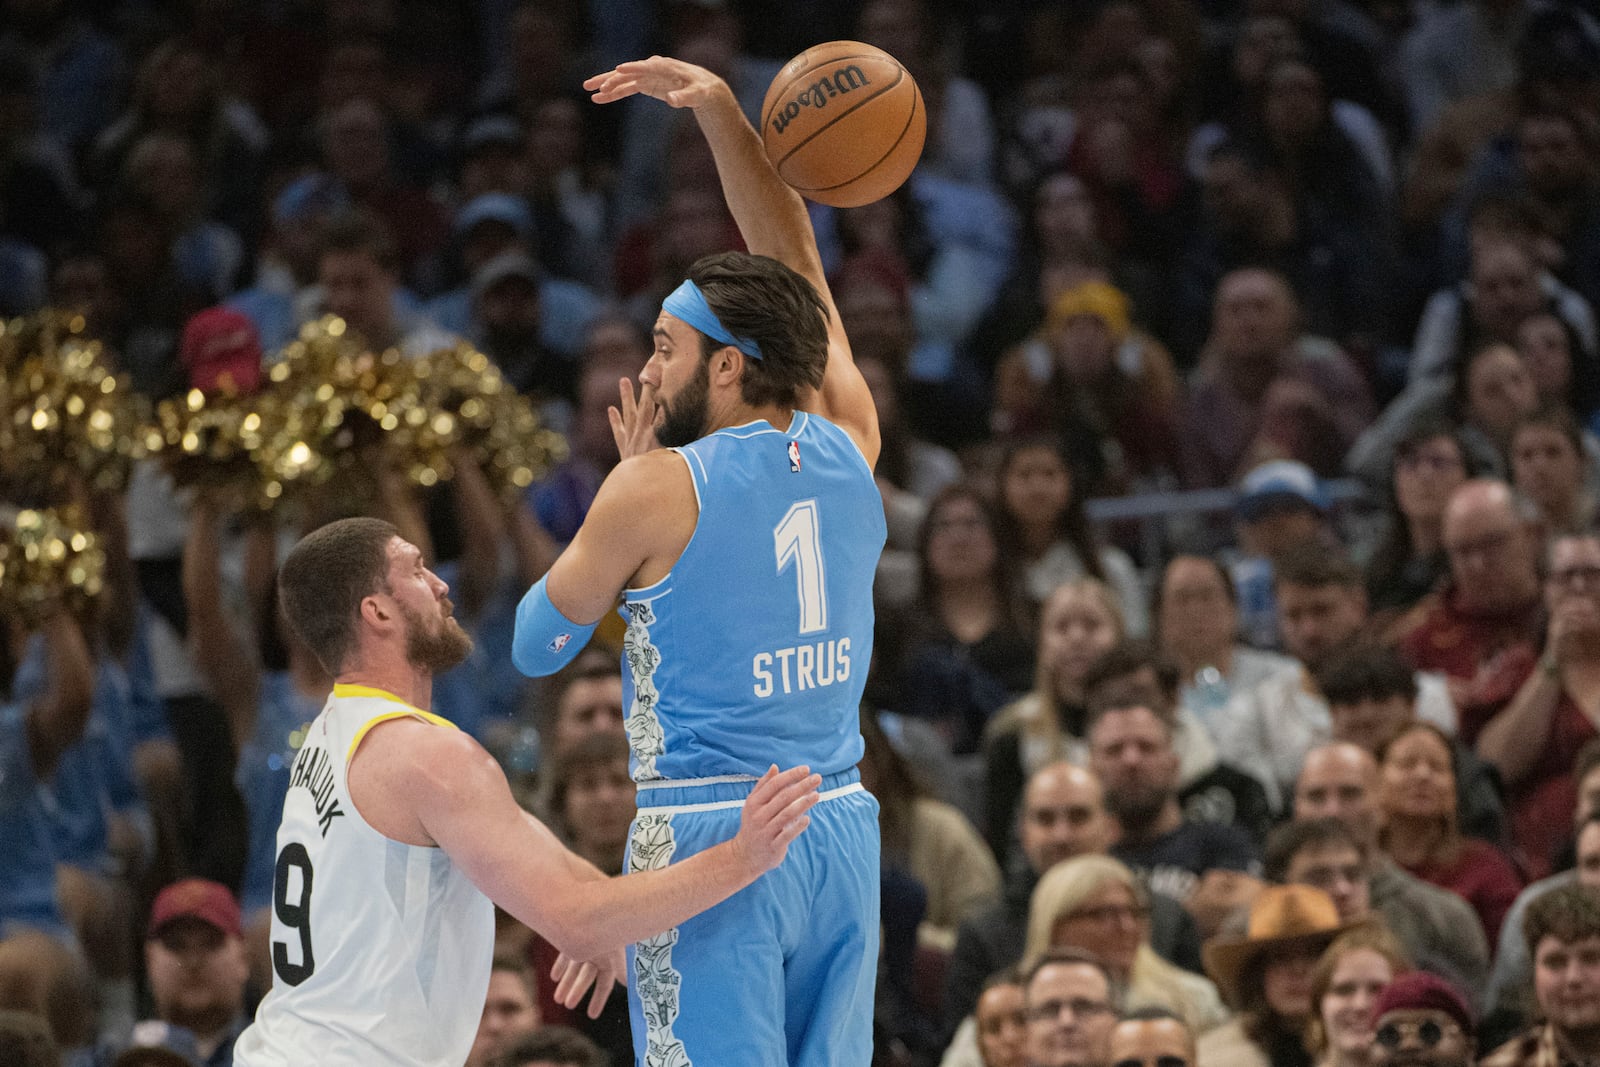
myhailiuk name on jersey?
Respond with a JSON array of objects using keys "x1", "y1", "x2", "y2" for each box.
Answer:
[
  {"x1": 288, "y1": 743, "x2": 346, "y2": 837},
  {"x1": 751, "y1": 638, "x2": 851, "y2": 698}
]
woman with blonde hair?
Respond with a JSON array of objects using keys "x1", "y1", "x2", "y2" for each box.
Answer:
[
  {"x1": 1305, "y1": 926, "x2": 1410, "y2": 1067},
  {"x1": 982, "y1": 578, "x2": 1125, "y2": 857},
  {"x1": 1024, "y1": 854, "x2": 1228, "y2": 1034}
]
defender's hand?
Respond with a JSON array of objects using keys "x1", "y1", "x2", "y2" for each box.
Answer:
[
  {"x1": 729, "y1": 765, "x2": 820, "y2": 877},
  {"x1": 608, "y1": 377, "x2": 661, "y2": 460},
  {"x1": 551, "y1": 947, "x2": 627, "y2": 1019},
  {"x1": 584, "y1": 56, "x2": 733, "y2": 111}
]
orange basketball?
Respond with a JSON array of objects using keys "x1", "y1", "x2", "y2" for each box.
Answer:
[{"x1": 760, "y1": 41, "x2": 926, "y2": 209}]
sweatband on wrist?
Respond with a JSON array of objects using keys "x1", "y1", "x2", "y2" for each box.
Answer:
[
  {"x1": 662, "y1": 279, "x2": 764, "y2": 361},
  {"x1": 511, "y1": 575, "x2": 598, "y2": 677}
]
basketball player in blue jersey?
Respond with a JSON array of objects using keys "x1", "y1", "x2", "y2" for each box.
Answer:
[{"x1": 511, "y1": 55, "x2": 887, "y2": 1067}]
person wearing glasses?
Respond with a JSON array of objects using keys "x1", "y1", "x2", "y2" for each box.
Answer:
[
  {"x1": 1477, "y1": 533, "x2": 1600, "y2": 880},
  {"x1": 1392, "y1": 482, "x2": 1543, "y2": 761},
  {"x1": 1481, "y1": 883, "x2": 1600, "y2": 1066},
  {"x1": 1107, "y1": 1007, "x2": 1196, "y2": 1067},
  {"x1": 1363, "y1": 422, "x2": 1472, "y2": 622},
  {"x1": 1368, "y1": 972, "x2": 1477, "y2": 1067},
  {"x1": 1024, "y1": 855, "x2": 1228, "y2": 1035},
  {"x1": 1021, "y1": 947, "x2": 1122, "y2": 1067},
  {"x1": 1472, "y1": 534, "x2": 1600, "y2": 876}
]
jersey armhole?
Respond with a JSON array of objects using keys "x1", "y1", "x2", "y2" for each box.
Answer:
[
  {"x1": 809, "y1": 410, "x2": 877, "y2": 480},
  {"x1": 345, "y1": 709, "x2": 457, "y2": 766}
]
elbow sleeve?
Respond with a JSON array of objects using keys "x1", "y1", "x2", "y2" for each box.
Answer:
[{"x1": 511, "y1": 575, "x2": 598, "y2": 677}]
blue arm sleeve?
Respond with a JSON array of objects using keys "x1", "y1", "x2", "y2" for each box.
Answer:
[{"x1": 511, "y1": 575, "x2": 599, "y2": 677}]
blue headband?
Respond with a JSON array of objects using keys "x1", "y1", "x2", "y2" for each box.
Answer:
[{"x1": 662, "y1": 279, "x2": 763, "y2": 361}]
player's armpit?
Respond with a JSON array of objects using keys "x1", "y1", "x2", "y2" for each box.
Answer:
[{"x1": 544, "y1": 450, "x2": 695, "y2": 624}]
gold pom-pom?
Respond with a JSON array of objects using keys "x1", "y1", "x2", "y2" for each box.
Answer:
[
  {"x1": 145, "y1": 386, "x2": 283, "y2": 511},
  {"x1": 0, "y1": 311, "x2": 147, "y2": 500},
  {"x1": 0, "y1": 506, "x2": 106, "y2": 627},
  {"x1": 410, "y1": 342, "x2": 567, "y2": 499}
]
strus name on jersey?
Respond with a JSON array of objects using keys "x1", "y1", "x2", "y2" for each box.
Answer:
[
  {"x1": 288, "y1": 743, "x2": 347, "y2": 837},
  {"x1": 752, "y1": 638, "x2": 851, "y2": 698}
]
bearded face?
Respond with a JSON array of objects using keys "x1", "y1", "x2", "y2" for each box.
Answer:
[
  {"x1": 655, "y1": 354, "x2": 712, "y2": 448},
  {"x1": 399, "y1": 598, "x2": 473, "y2": 674}
]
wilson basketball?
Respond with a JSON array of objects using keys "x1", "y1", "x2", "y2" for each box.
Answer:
[{"x1": 760, "y1": 41, "x2": 926, "y2": 209}]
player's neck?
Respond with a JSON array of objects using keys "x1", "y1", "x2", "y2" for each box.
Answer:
[
  {"x1": 710, "y1": 399, "x2": 795, "y2": 435},
  {"x1": 337, "y1": 646, "x2": 434, "y2": 711}
]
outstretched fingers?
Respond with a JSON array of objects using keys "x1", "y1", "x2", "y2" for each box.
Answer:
[{"x1": 745, "y1": 765, "x2": 821, "y2": 841}]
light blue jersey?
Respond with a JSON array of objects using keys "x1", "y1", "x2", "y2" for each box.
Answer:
[
  {"x1": 616, "y1": 411, "x2": 884, "y2": 1067},
  {"x1": 620, "y1": 411, "x2": 885, "y2": 783}
]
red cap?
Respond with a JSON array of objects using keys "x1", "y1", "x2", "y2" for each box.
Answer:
[
  {"x1": 179, "y1": 307, "x2": 263, "y2": 395},
  {"x1": 148, "y1": 879, "x2": 242, "y2": 939},
  {"x1": 1371, "y1": 971, "x2": 1474, "y2": 1033}
]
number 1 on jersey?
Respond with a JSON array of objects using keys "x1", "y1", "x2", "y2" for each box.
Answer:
[{"x1": 774, "y1": 500, "x2": 828, "y2": 635}]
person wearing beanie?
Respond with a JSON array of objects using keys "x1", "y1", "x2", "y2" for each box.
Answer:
[{"x1": 1368, "y1": 972, "x2": 1476, "y2": 1067}]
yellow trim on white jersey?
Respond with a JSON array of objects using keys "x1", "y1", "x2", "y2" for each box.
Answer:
[{"x1": 333, "y1": 683, "x2": 457, "y2": 764}]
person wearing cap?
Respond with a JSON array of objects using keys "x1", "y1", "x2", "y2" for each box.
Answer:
[
  {"x1": 1368, "y1": 972, "x2": 1477, "y2": 1067},
  {"x1": 422, "y1": 194, "x2": 603, "y2": 366},
  {"x1": 1227, "y1": 458, "x2": 1333, "y2": 651},
  {"x1": 469, "y1": 250, "x2": 577, "y2": 404},
  {"x1": 141, "y1": 879, "x2": 249, "y2": 1066},
  {"x1": 1209, "y1": 545, "x2": 1457, "y2": 816},
  {"x1": 1179, "y1": 268, "x2": 1374, "y2": 491},
  {"x1": 457, "y1": 114, "x2": 528, "y2": 203},
  {"x1": 178, "y1": 308, "x2": 265, "y2": 396},
  {"x1": 1482, "y1": 882, "x2": 1600, "y2": 1066},
  {"x1": 989, "y1": 279, "x2": 1180, "y2": 495},
  {"x1": 1197, "y1": 885, "x2": 1363, "y2": 1067}
]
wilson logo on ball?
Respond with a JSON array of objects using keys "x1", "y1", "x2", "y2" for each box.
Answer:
[
  {"x1": 769, "y1": 66, "x2": 872, "y2": 136},
  {"x1": 760, "y1": 41, "x2": 926, "y2": 208}
]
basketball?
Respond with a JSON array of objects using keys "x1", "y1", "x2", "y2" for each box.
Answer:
[{"x1": 760, "y1": 41, "x2": 926, "y2": 209}]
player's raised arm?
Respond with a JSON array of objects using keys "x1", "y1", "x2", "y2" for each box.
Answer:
[{"x1": 585, "y1": 57, "x2": 879, "y2": 466}]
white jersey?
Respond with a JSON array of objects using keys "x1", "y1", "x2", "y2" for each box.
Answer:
[{"x1": 234, "y1": 684, "x2": 495, "y2": 1067}]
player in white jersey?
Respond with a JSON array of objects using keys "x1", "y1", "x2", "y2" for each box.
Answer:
[{"x1": 232, "y1": 516, "x2": 821, "y2": 1067}]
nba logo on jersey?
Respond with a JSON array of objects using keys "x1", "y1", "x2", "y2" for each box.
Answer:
[
  {"x1": 548, "y1": 632, "x2": 571, "y2": 653},
  {"x1": 788, "y1": 440, "x2": 802, "y2": 472}
]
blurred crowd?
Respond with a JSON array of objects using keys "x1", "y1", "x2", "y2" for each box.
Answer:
[{"x1": 9, "y1": 0, "x2": 1600, "y2": 1065}]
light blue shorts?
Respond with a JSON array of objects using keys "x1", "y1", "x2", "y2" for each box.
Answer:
[{"x1": 625, "y1": 768, "x2": 880, "y2": 1067}]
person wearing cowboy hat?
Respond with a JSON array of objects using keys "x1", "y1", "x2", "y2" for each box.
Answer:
[{"x1": 1196, "y1": 885, "x2": 1367, "y2": 1067}]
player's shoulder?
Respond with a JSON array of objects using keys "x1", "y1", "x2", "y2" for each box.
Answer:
[
  {"x1": 600, "y1": 449, "x2": 695, "y2": 504},
  {"x1": 349, "y1": 708, "x2": 478, "y2": 766}
]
